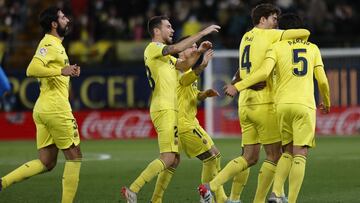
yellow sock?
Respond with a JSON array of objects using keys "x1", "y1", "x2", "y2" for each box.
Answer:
[
  {"x1": 288, "y1": 155, "x2": 306, "y2": 203},
  {"x1": 209, "y1": 156, "x2": 248, "y2": 192},
  {"x1": 201, "y1": 156, "x2": 217, "y2": 183},
  {"x1": 214, "y1": 153, "x2": 228, "y2": 203},
  {"x1": 229, "y1": 168, "x2": 250, "y2": 201},
  {"x1": 130, "y1": 159, "x2": 166, "y2": 193},
  {"x1": 151, "y1": 167, "x2": 175, "y2": 203},
  {"x1": 1, "y1": 159, "x2": 47, "y2": 189},
  {"x1": 273, "y1": 152, "x2": 293, "y2": 197},
  {"x1": 253, "y1": 160, "x2": 276, "y2": 203},
  {"x1": 61, "y1": 160, "x2": 81, "y2": 203}
]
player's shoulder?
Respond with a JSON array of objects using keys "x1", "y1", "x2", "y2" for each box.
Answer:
[
  {"x1": 145, "y1": 41, "x2": 165, "y2": 55},
  {"x1": 146, "y1": 41, "x2": 165, "y2": 49}
]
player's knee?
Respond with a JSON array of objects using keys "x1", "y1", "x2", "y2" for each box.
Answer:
[
  {"x1": 43, "y1": 160, "x2": 57, "y2": 171},
  {"x1": 245, "y1": 155, "x2": 259, "y2": 166},
  {"x1": 171, "y1": 157, "x2": 180, "y2": 168},
  {"x1": 160, "y1": 152, "x2": 177, "y2": 168}
]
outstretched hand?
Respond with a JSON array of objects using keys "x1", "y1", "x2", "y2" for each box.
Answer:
[
  {"x1": 198, "y1": 41, "x2": 212, "y2": 53},
  {"x1": 319, "y1": 102, "x2": 330, "y2": 114},
  {"x1": 223, "y1": 84, "x2": 238, "y2": 97},
  {"x1": 204, "y1": 89, "x2": 219, "y2": 98},
  {"x1": 201, "y1": 25, "x2": 221, "y2": 36},
  {"x1": 200, "y1": 49, "x2": 214, "y2": 67}
]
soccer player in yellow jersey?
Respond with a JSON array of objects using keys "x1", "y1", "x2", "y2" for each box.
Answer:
[
  {"x1": 121, "y1": 16, "x2": 220, "y2": 203},
  {"x1": 150, "y1": 42, "x2": 229, "y2": 203},
  {"x1": 227, "y1": 13, "x2": 330, "y2": 203},
  {"x1": 199, "y1": 4, "x2": 311, "y2": 203},
  {"x1": 0, "y1": 6, "x2": 82, "y2": 203}
]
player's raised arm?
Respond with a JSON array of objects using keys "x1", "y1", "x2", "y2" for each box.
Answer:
[
  {"x1": 280, "y1": 28, "x2": 310, "y2": 40},
  {"x1": 163, "y1": 25, "x2": 220, "y2": 56},
  {"x1": 179, "y1": 49, "x2": 214, "y2": 86},
  {"x1": 175, "y1": 41, "x2": 213, "y2": 71}
]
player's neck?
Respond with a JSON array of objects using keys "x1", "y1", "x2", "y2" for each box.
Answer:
[
  {"x1": 152, "y1": 36, "x2": 165, "y2": 44},
  {"x1": 255, "y1": 23, "x2": 272, "y2": 29},
  {"x1": 49, "y1": 30, "x2": 64, "y2": 41}
]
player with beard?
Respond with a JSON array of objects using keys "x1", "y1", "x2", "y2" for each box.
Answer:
[
  {"x1": 121, "y1": 16, "x2": 220, "y2": 203},
  {"x1": 0, "y1": 6, "x2": 82, "y2": 203}
]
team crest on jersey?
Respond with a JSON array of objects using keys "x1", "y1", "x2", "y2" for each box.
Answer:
[
  {"x1": 39, "y1": 47, "x2": 47, "y2": 56},
  {"x1": 155, "y1": 42, "x2": 163, "y2": 47}
]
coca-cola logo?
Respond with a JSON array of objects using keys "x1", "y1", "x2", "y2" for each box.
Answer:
[
  {"x1": 316, "y1": 107, "x2": 360, "y2": 135},
  {"x1": 81, "y1": 111, "x2": 153, "y2": 139}
]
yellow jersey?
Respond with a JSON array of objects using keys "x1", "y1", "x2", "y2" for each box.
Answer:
[
  {"x1": 144, "y1": 42, "x2": 178, "y2": 112},
  {"x1": 29, "y1": 34, "x2": 71, "y2": 113},
  {"x1": 266, "y1": 39, "x2": 327, "y2": 109},
  {"x1": 238, "y1": 28, "x2": 284, "y2": 106},
  {"x1": 177, "y1": 70, "x2": 200, "y2": 133}
]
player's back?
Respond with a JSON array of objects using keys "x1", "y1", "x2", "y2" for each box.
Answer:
[
  {"x1": 33, "y1": 34, "x2": 71, "y2": 113},
  {"x1": 238, "y1": 27, "x2": 283, "y2": 106},
  {"x1": 269, "y1": 38, "x2": 323, "y2": 109},
  {"x1": 144, "y1": 42, "x2": 178, "y2": 112}
]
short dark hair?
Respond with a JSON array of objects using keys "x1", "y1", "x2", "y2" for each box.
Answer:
[
  {"x1": 39, "y1": 6, "x2": 61, "y2": 33},
  {"x1": 278, "y1": 13, "x2": 304, "y2": 29},
  {"x1": 251, "y1": 3, "x2": 281, "y2": 26},
  {"x1": 147, "y1": 16, "x2": 169, "y2": 37}
]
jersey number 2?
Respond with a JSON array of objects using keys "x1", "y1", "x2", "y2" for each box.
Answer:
[
  {"x1": 241, "y1": 45, "x2": 252, "y2": 73},
  {"x1": 292, "y1": 49, "x2": 308, "y2": 76}
]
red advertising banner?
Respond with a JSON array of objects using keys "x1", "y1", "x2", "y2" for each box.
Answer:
[
  {"x1": 76, "y1": 110, "x2": 157, "y2": 139},
  {"x1": 0, "y1": 107, "x2": 358, "y2": 140},
  {"x1": 214, "y1": 106, "x2": 360, "y2": 136}
]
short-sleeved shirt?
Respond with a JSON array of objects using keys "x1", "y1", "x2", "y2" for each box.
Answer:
[
  {"x1": 266, "y1": 39, "x2": 324, "y2": 109},
  {"x1": 144, "y1": 42, "x2": 178, "y2": 112},
  {"x1": 238, "y1": 27, "x2": 284, "y2": 106},
  {"x1": 33, "y1": 34, "x2": 71, "y2": 113}
]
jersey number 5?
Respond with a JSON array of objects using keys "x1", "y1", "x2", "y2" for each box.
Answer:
[
  {"x1": 292, "y1": 49, "x2": 308, "y2": 76},
  {"x1": 145, "y1": 66, "x2": 155, "y2": 90},
  {"x1": 241, "y1": 45, "x2": 252, "y2": 73}
]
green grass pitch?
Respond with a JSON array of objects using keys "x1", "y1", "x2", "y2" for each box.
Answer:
[{"x1": 1, "y1": 136, "x2": 360, "y2": 202}]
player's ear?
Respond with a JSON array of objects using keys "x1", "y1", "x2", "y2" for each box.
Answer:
[
  {"x1": 259, "y1": 16, "x2": 266, "y2": 24},
  {"x1": 51, "y1": 21, "x2": 58, "y2": 29},
  {"x1": 154, "y1": 27, "x2": 161, "y2": 36}
]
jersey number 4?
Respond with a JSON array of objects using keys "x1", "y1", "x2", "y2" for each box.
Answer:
[
  {"x1": 241, "y1": 45, "x2": 252, "y2": 73},
  {"x1": 145, "y1": 66, "x2": 155, "y2": 90},
  {"x1": 292, "y1": 49, "x2": 308, "y2": 76}
]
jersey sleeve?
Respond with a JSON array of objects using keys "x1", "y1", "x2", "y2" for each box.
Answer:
[
  {"x1": 313, "y1": 46, "x2": 330, "y2": 107},
  {"x1": 146, "y1": 42, "x2": 166, "y2": 59},
  {"x1": 264, "y1": 44, "x2": 278, "y2": 62},
  {"x1": 313, "y1": 45, "x2": 324, "y2": 68},
  {"x1": 33, "y1": 44, "x2": 56, "y2": 65},
  {"x1": 26, "y1": 57, "x2": 61, "y2": 77},
  {"x1": 267, "y1": 29, "x2": 284, "y2": 43},
  {"x1": 234, "y1": 57, "x2": 276, "y2": 91},
  {"x1": 179, "y1": 70, "x2": 197, "y2": 86},
  {"x1": 314, "y1": 66, "x2": 330, "y2": 107},
  {"x1": 280, "y1": 29, "x2": 310, "y2": 41}
]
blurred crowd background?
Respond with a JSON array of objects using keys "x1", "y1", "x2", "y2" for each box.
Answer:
[
  {"x1": 0, "y1": 0, "x2": 359, "y2": 112},
  {"x1": 0, "y1": 0, "x2": 359, "y2": 68}
]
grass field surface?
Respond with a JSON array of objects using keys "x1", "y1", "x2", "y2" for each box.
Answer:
[{"x1": 0, "y1": 137, "x2": 359, "y2": 203}]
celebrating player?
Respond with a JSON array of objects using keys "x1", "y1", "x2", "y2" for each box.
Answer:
[
  {"x1": 0, "y1": 6, "x2": 82, "y2": 203},
  {"x1": 121, "y1": 16, "x2": 220, "y2": 203},
  {"x1": 199, "y1": 4, "x2": 310, "y2": 203}
]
